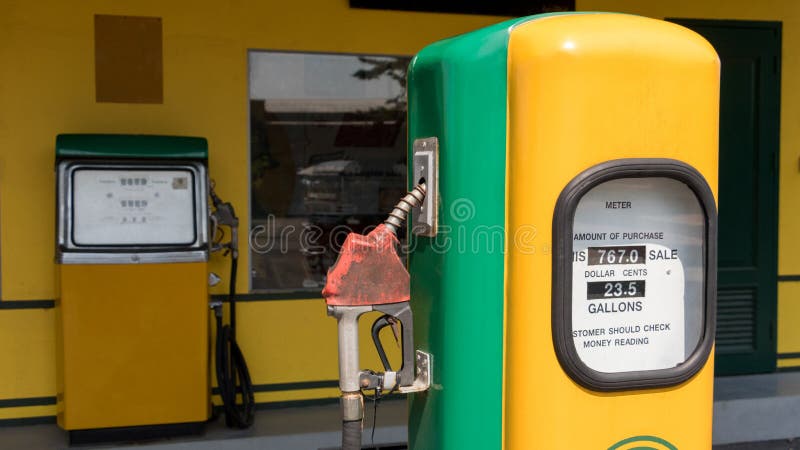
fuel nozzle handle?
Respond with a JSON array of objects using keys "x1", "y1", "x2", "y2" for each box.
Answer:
[
  {"x1": 323, "y1": 183, "x2": 428, "y2": 450},
  {"x1": 322, "y1": 183, "x2": 426, "y2": 308},
  {"x1": 371, "y1": 302, "x2": 415, "y2": 386}
]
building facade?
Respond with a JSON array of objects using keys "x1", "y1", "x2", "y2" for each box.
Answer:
[{"x1": 0, "y1": 0, "x2": 796, "y2": 424}]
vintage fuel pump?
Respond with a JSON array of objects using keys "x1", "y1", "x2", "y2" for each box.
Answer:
[
  {"x1": 402, "y1": 12, "x2": 716, "y2": 450},
  {"x1": 323, "y1": 182, "x2": 433, "y2": 449},
  {"x1": 55, "y1": 134, "x2": 253, "y2": 443}
]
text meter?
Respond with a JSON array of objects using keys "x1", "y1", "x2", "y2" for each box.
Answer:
[
  {"x1": 552, "y1": 160, "x2": 717, "y2": 391},
  {"x1": 57, "y1": 161, "x2": 208, "y2": 264}
]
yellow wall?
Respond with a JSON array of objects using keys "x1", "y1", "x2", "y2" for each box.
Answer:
[
  {"x1": 3, "y1": 0, "x2": 800, "y2": 424},
  {"x1": 0, "y1": 0, "x2": 504, "y2": 421},
  {"x1": 577, "y1": 0, "x2": 800, "y2": 368}
]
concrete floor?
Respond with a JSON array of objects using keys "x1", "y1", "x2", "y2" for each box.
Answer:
[
  {"x1": 6, "y1": 372, "x2": 800, "y2": 449},
  {"x1": 714, "y1": 372, "x2": 800, "y2": 445},
  {"x1": 1, "y1": 415, "x2": 795, "y2": 450},
  {"x1": 0, "y1": 399, "x2": 407, "y2": 450},
  {"x1": 715, "y1": 439, "x2": 800, "y2": 450}
]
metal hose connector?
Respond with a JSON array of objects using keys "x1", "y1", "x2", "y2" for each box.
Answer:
[{"x1": 384, "y1": 183, "x2": 426, "y2": 235}]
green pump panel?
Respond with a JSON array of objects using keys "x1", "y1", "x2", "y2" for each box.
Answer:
[{"x1": 406, "y1": 16, "x2": 527, "y2": 450}]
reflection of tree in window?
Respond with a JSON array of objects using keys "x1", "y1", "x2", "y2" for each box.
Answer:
[{"x1": 249, "y1": 52, "x2": 410, "y2": 293}]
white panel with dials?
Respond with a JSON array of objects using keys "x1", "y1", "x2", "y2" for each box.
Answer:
[
  {"x1": 72, "y1": 169, "x2": 196, "y2": 246},
  {"x1": 570, "y1": 177, "x2": 705, "y2": 373}
]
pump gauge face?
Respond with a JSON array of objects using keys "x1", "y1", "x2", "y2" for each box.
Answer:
[
  {"x1": 571, "y1": 177, "x2": 704, "y2": 373},
  {"x1": 72, "y1": 168, "x2": 197, "y2": 246},
  {"x1": 552, "y1": 160, "x2": 716, "y2": 391}
]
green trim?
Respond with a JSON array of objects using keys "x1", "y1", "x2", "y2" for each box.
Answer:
[
  {"x1": 778, "y1": 275, "x2": 800, "y2": 282},
  {"x1": 777, "y1": 352, "x2": 800, "y2": 360},
  {"x1": 407, "y1": 13, "x2": 605, "y2": 450},
  {"x1": 0, "y1": 397, "x2": 406, "y2": 428},
  {"x1": 406, "y1": 15, "x2": 529, "y2": 450},
  {"x1": 0, "y1": 381, "x2": 343, "y2": 411},
  {"x1": 213, "y1": 292, "x2": 322, "y2": 302},
  {"x1": 0, "y1": 416, "x2": 56, "y2": 427},
  {"x1": 253, "y1": 397, "x2": 338, "y2": 411},
  {"x1": 0, "y1": 295, "x2": 321, "y2": 309},
  {"x1": 254, "y1": 395, "x2": 404, "y2": 411},
  {"x1": 211, "y1": 380, "x2": 339, "y2": 395},
  {"x1": 0, "y1": 300, "x2": 55, "y2": 310},
  {"x1": 252, "y1": 380, "x2": 339, "y2": 392},
  {"x1": 56, "y1": 134, "x2": 208, "y2": 160},
  {"x1": 608, "y1": 435, "x2": 678, "y2": 450},
  {"x1": 0, "y1": 396, "x2": 56, "y2": 408}
]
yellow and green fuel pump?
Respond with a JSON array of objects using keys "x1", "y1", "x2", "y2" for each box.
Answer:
[
  {"x1": 325, "y1": 12, "x2": 720, "y2": 450},
  {"x1": 55, "y1": 134, "x2": 253, "y2": 444}
]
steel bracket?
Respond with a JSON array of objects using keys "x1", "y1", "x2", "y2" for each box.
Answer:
[{"x1": 397, "y1": 350, "x2": 432, "y2": 394}]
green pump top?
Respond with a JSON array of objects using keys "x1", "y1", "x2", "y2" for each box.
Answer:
[{"x1": 55, "y1": 134, "x2": 208, "y2": 160}]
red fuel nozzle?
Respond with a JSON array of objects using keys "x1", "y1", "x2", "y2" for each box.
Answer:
[{"x1": 322, "y1": 224, "x2": 410, "y2": 307}]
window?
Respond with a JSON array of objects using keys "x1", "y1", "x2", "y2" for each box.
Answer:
[{"x1": 248, "y1": 51, "x2": 410, "y2": 293}]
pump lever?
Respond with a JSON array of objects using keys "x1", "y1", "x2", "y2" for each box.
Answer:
[
  {"x1": 372, "y1": 314, "x2": 403, "y2": 371},
  {"x1": 373, "y1": 302, "x2": 415, "y2": 386}
]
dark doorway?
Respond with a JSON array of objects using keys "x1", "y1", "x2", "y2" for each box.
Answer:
[{"x1": 668, "y1": 19, "x2": 781, "y2": 375}]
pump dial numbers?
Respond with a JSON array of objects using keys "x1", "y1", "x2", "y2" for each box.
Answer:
[
  {"x1": 587, "y1": 280, "x2": 646, "y2": 300},
  {"x1": 588, "y1": 245, "x2": 646, "y2": 265}
]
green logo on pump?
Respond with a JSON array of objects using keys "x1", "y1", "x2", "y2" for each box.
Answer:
[{"x1": 608, "y1": 435, "x2": 678, "y2": 450}]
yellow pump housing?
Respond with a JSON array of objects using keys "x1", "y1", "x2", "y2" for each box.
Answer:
[
  {"x1": 505, "y1": 15, "x2": 719, "y2": 449},
  {"x1": 56, "y1": 263, "x2": 210, "y2": 430}
]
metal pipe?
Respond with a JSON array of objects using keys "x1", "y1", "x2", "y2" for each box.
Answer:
[
  {"x1": 384, "y1": 183, "x2": 426, "y2": 235},
  {"x1": 331, "y1": 306, "x2": 371, "y2": 393},
  {"x1": 330, "y1": 306, "x2": 370, "y2": 449}
]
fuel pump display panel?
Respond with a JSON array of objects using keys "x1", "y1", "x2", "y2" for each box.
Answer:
[
  {"x1": 571, "y1": 177, "x2": 704, "y2": 373},
  {"x1": 56, "y1": 160, "x2": 209, "y2": 264},
  {"x1": 553, "y1": 160, "x2": 717, "y2": 391},
  {"x1": 72, "y1": 169, "x2": 197, "y2": 246}
]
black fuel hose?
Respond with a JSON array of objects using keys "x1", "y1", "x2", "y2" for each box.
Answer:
[
  {"x1": 342, "y1": 419, "x2": 363, "y2": 450},
  {"x1": 215, "y1": 255, "x2": 255, "y2": 428}
]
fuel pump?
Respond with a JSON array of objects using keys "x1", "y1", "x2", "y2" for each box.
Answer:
[
  {"x1": 323, "y1": 183, "x2": 432, "y2": 449},
  {"x1": 54, "y1": 134, "x2": 254, "y2": 444},
  {"x1": 403, "y1": 12, "x2": 720, "y2": 450},
  {"x1": 55, "y1": 134, "x2": 212, "y2": 443},
  {"x1": 208, "y1": 181, "x2": 255, "y2": 428}
]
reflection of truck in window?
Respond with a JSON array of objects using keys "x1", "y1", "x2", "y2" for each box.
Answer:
[
  {"x1": 293, "y1": 157, "x2": 406, "y2": 291},
  {"x1": 249, "y1": 98, "x2": 406, "y2": 292},
  {"x1": 297, "y1": 159, "x2": 406, "y2": 217},
  {"x1": 247, "y1": 53, "x2": 411, "y2": 293}
]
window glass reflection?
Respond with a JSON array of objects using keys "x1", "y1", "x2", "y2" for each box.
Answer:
[{"x1": 248, "y1": 51, "x2": 410, "y2": 293}]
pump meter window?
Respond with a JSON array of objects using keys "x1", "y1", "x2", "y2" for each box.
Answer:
[
  {"x1": 570, "y1": 177, "x2": 705, "y2": 373},
  {"x1": 553, "y1": 162, "x2": 716, "y2": 390},
  {"x1": 72, "y1": 169, "x2": 196, "y2": 245}
]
